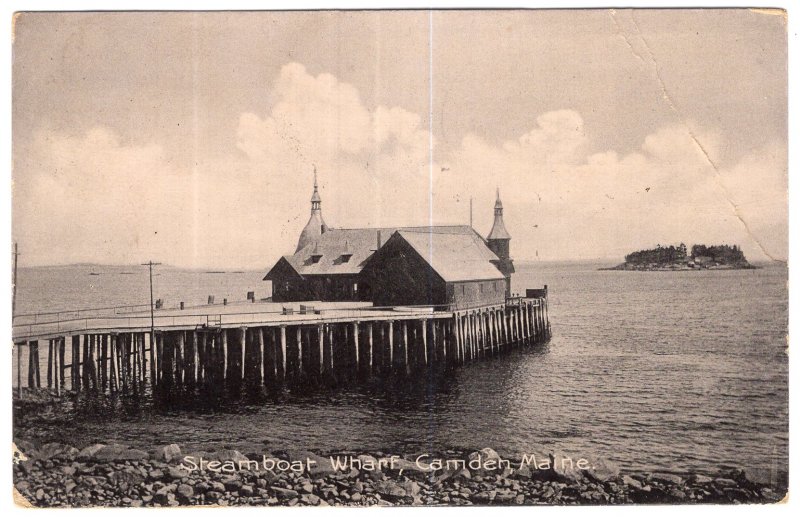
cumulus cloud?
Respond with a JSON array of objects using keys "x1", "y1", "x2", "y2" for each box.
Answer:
[
  {"x1": 438, "y1": 111, "x2": 786, "y2": 262},
  {"x1": 14, "y1": 63, "x2": 786, "y2": 268},
  {"x1": 236, "y1": 63, "x2": 435, "y2": 232}
]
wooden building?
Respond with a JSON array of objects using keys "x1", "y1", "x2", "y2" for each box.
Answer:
[{"x1": 264, "y1": 173, "x2": 516, "y2": 308}]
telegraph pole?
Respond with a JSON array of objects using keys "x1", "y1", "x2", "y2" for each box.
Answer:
[{"x1": 141, "y1": 261, "x2": 162, "y2": 348}]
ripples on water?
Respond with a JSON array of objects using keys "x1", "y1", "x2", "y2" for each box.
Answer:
[{"x1": 15, "y1": 261, "x2": 788, "y2": 476}]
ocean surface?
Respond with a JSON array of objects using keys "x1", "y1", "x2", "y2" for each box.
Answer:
[{"x1": 12, "y1": 261, "x2": 789, "y2": 476}]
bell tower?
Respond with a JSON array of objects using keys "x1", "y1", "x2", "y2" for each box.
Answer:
[
  {"x1": 487, "y1": 188, "x2": 514, "y2": 296},
  {"x1": 295, "y1": 168, "x2": 329, "y2": 252}
]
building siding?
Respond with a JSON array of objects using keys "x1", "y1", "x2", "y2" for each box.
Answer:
[{"x1": 447, "y1": 278, "x2": 506, "y2": 310}]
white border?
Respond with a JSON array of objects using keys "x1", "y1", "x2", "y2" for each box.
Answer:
[{"x1": 1, "y1": 2, "x2": 795, "y2": 517}]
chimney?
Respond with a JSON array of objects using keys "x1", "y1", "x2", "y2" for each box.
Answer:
[{"x1": 377, "y1": 230, "x2": 382, "y2": 249}]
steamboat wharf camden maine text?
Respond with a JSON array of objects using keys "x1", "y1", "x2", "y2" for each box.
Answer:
[{"x1": 180, "y1": 453, "x2": 592, "y2": 474}]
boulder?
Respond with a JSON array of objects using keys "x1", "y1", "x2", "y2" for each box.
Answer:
[
  {"x1": 272, "y1": 486, "x2": 300, "y2": 499},
  {"x1": 93, "y1": 444, "x2": 149, "y2": 462},
  {"x1": 549, "y1": 451, "x2": 584, "y2": 483},
  {"x1": 621, "y1": 475, "x2": 642, "y2": 489},
  {"x1": 583, "y1": 457, "x2": 620, "y2": 483},
  {"x1": 649, "y1": 472, "x2": 684, "y2": 485},
  {"x1": 374, "y1": 480, "x2": 406, "y2": 499},
  {"x1": 467, "y1": 447, "x2": 502, "y2": 474},
  {"x1": 33, "y1": 442, "x2": 79, "y2": 461},
  {"x1": 743, "y1": 467, "x2": 779, "y2": 488},
  {"x1": 77, "y1": 443, "x2": 106, "y2": 460},
  {"x1": 166, "y1": 466, "x2": 189, "y2": 480},
  {"x1": 110, "y1": 470, "x2": 146, "y2": 485},
  {"x1": 154, "y1": 444, "x2": 182, "y2": 463},
  {"x1": 176, "y1": 484, "x2": 194, "y2": 500},
  {"x1": 207, "y1": 449, "x2": 248, "y2": 464}
]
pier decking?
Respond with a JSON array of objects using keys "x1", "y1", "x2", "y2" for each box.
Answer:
[{"x1": 12, "y1": 295, "x2": 550, "y2": 396}]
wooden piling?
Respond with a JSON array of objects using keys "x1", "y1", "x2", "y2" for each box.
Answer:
[
  {"x1": 279, "y1": 326, "x2": 287, "y2": 380},
  {"x1": 353, "y1": 321, "x2": 360, "y2": 371}
]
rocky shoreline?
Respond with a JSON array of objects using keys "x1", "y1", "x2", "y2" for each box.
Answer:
[{"x1": 13, "y1": 441, "x2": 786, "y2": 507}]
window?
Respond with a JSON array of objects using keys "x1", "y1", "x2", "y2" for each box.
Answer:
[
  {"x1": 461, "y1": 285, "x2": 465, "y2": 295},
  {"x1": 353, "y1": 282, "x2": 358, "y2": 293},
  {"x1": 340, "y1": 253, "x2": 352, "y2": 263},
  {"x1": 480, "y1": 283, "x2": 484, "y2": 293},
  {"x1": 310, "y1": 254, "x2": 322, "y2": 263}
]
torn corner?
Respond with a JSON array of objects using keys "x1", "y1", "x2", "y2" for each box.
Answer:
[
  {"x1": 748, "y1": 8, "x2": 787, "y2": 26},
  {"x1": 12, "y1": 487, "x2": 34, "y2": 508},
  {"x1": 11, "y1": 12, "x2": 23, "y2": 44}
]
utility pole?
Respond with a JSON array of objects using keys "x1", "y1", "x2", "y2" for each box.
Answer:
[{"x1": 141, "y1": 261, "x2": 162, "y2": 349}]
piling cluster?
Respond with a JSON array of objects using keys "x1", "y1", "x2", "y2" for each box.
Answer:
[{"x1": 15, "y1": 298, "x2": 550, "y2": 397}]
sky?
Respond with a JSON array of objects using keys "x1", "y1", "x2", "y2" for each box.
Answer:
[{"x1": 11, "y1": 9, "x2": 787, "y2": 268}]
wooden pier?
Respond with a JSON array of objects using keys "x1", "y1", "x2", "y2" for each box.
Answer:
[{"x1": 12, "y1": 295, "x2": 550, "y2": 397}]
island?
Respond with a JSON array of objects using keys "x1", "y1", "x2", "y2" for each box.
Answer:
[{"x1": 601, "y1": 244, "x2": 756, "y2": 271}]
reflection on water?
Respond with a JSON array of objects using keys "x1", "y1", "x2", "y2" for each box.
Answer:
[{"x1": 14, "y1": 261, "x2": 788, "y2": 476}]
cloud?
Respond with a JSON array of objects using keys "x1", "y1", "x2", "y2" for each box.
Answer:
[
  {"x1": 236, "y1": 62, "x2": 435, "y2": 231},
  {"x1": 438, "y1": 112, "x2": 786, "y2": 262},
  {"x1": 14, "y1": 63, "x2": 787, "y2": 269}
]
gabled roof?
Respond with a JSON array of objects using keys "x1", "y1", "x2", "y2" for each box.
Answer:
[
  {"x1": 393, "y1": 229, "x2": 506, "y2": 282},
  {"x1": 265, "y1": 225, "x2": 498, "y2": 279}
]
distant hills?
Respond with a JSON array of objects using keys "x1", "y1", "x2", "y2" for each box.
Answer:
[{"x1": 601, "y1": 244, "x2": 756, "y2": 271}]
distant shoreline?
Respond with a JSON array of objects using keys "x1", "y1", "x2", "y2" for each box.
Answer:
[{"x1": 599, "y1": 263, "x2": 759, "y2": 272}]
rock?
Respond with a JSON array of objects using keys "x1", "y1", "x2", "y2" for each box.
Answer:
[
  {"x1": 667, "y1": 488, "x2": 687, "y2": 500},
  {"x1": 494, "y1": 491, "x2": 517, "y2": 504},
  {"x1": 302, "y1": 494, "x2": 321, "y2": 505},
  {"x1": 15, "y1": 481, "x2": 30, "y2": 492},
  {"x1": 64, "y1": 481, "x2": 77, "y2": 494},
  {"x1": 584, "y1": 457, "x2": 620, "y2": 483},
  {"x1": 301, "y1": 482, "x2": 314, "y2": 494},
  {"x1": 743, "y1": 467, "x2": 778, "y2": 487},
  {"x1": 93, "y1": 444, "x2": 149, "y2": 462},
  {"x1": 512, "y1": 464, "x2": 532, "y2": 479},
  {"x1": 35, "y1": 442, "x2": 80, "y2": 461},
  {"x1": 398, "y1": 480, "x2": 420, "y2": 496},
  {"x1": 210, "y1": 481, "x2": 226, "y2": 492},
  {"x1": 14, "y1": 439, "x2": 36, "y2": 456},
  {"x1": 149, "y1": 469, "x2": 164, "y2": 480},
  {"x1": 383, "y1": 457, "x2": 429, "y2": 479},
  {"x1": 622, "y1": 475, "x2": 642, "y2": 489},
  {"x1": 222, "y1": 476, "x2": 242, "y2": 491},
  {"x1": 713, "y1": 478, "x2": 738, "y2": 488},
  {"x1": 77, "y1": 444, "x2": 106, "y2": 460},
  {"x1": 549, "y1": 452, "x2": 584, "y2": 483},
  {"x1": 467, "y1": 448, "x2": 502, "y2": 474},
  {"x1": 239, "y1": 485, "x2": 254, "y2": 497},
  {"x1": 208, "y1": 449, "x2": 248, "y2": 464},
  {"x1": 649, "y1": 472, "x2": 684, "y2": 485},
  {"x1": 167, "y1": 466, "x2": 189, "y2": 480},
  {"x1": 153, "y1": 486, "x2": 176, "y2": 505},
  {"x1": 472, "y1": 490, "x2": 496, "y2": 504},
  {"x1": 374, "y1": 480, "x2": 406, "y2": 499},
  {"x1": 690, "y1": 474, "x2": 713, "y2": 484},
  {"x1": 60, "y1": 465, "x2": 76, "y2": 476},
  {"x1": 154, "y1": 444, "x2": 182, "y2": 463},
  {"x1": 176, "y1": 484, "x2": 194, "y2": 500},
  {"x1": 272, "y1": 486, "x2": 299, "y2": 499},
  {"x1": 110, "y1": 470, "x2": 146, "y2": 485}
]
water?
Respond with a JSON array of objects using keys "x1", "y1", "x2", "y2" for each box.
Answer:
[{"x1": 12, "y1": 261, "x2": 788, "y2": 476}]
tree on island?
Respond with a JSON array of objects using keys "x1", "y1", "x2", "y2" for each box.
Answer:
[{"x1": 617, "y1": 243, "x2": 752, "y2": 269}]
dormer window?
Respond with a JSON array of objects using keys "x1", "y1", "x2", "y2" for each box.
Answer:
[
  {"x1": 340, "y1": 253, "x2": 352, "y2": 263},
  {"x1": 310, "y1": 254, "x2": 323, "y2": 263}
]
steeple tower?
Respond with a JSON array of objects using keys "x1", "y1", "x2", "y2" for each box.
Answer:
[
  {"x1": 487, "y1": 188, "x2": 514, "y2": 296},
  {"x1": 296, "y1": 168, "x2": 329, "y2": 252}
]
